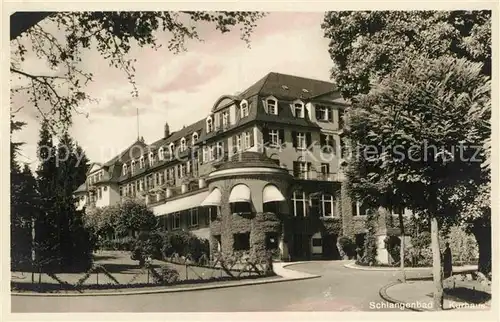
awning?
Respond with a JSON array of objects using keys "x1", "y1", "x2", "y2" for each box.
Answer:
[
  {"x1": 152, "y1": 190, "x2": 209, "y2": 216},
  {"x1": 263, "y1": 185, "x2": 285, "y2": 203},
  {"x1": 201, "y1": 188, "x2": 222, "y2": 206},
  {"x1": 229, "y1": 184, "x2": 251, "y2": 203}
]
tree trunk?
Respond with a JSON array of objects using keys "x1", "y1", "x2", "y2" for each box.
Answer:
[
  {"x1": 430, "y1": 216, "x2": 444, "y2": 310},
  {"x1": 398, "y1": 213, "x2": 406, "y2": 283},
  {"x1": 472, "y1": 219, "x2": 491, "y2": 275}
]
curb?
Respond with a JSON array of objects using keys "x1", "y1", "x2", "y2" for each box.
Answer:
[
  {"x1": 378, "y1": 280, "x2": 426, "y2": 312},
  {"x1": 344, "y1": 262, "x2": 477, "y2": 272},
  {"x1": 10, "y1": 262, "x2": 320, "y2": 297}
]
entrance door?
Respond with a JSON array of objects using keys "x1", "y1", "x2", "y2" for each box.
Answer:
[
  {"x1": 292, "y1": 234, "x2": 306, "y2": 260},
  {"x1": 323, "y1": 234, "x2": 340, "y2": 259}
]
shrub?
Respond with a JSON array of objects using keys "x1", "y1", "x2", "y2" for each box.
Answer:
[
  {"x1": 384, "y1": 236, "x2": 401, "y2": 264},
  {"x1": 130, "y1": 230, "x2": 210, "y2": 265},
  {"x1": 99, "y1": 236, "x2": 135, "y2": 251},
  {"x1": 337, "y1": 236, "x2": 356, "y2": 259},
  {"x1": 359, "y1": 209, "x2": 378, "y2": 266},
  {"x1": 151, "y1": 265, "x2": 180, "y2": 284}
]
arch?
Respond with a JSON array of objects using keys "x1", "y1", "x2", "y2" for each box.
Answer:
[
  {"x1": 211, "y1": 95, "x2": 238, "y2": 112},
  {"x1": 201, "y1": 187, "x2": 222, "y2": 207},
  {"x1": 122, "y1": 164, "x2": 128, "y2": 175},
  {"x1": 265, "y1": 96, "x2": 278, "y2": 115},
  {"x1": 229, "y1": 184, "x2": 251, "y2": 203},
  {"x1": 262, "y1": 184, "x2": 285, "y2": 203},
  {"x1": 180, "y1": 137, "x2": 187, "y2": 151},
  {"x1": 206, "y1": 116, "x2": 213, "y2": 133},
  {"x1": 240, "y1": 99, "x2": 249, "y2": 118}
]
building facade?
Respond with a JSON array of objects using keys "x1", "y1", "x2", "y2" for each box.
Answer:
[{"x1": 75, "y1": 72, "x2": 405, "y2": 263}]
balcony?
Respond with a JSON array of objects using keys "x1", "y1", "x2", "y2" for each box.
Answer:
[{"x1": 289, "y1": 169, "x2": 343, "y2": 182}]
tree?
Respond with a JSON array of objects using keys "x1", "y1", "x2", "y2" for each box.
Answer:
[
  {"x1": 10, "y1": 11, "x2": 266, "y2": 132},
  {"x1": 322, "y1": 11, "x2": 491, "y2": 309},
  {"x1": 340, "y1": 56, "x2": 490, "y2": 310}
]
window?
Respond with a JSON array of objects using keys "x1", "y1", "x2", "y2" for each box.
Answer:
[
  {"x1": 202, "y1": 146, "x2": 209, "y2": 162},
  {"x1": 98, "y1": 187, "x2": 102, "y2": 199},
  {"x1": 269, "y1": 129, "x2": 280, "y2": 147},
  {"x1": 293, "y1": 161, "x2": 310, "y2": 179},
  {"x1": 231, "y1": 202, "x2": 252, "y2": 214},
  {"x1": 131, "y1": 161, "x2": 136, "y2": 174},
  {"x1": 265, "y1": 233, "x2": 279, "y2": 250},
  {"x1": 158, "y1": 172, "x2": 164, "y2": 185},
  {"x1": 263, "y1": 201, "x2": 279, "y2": 214},
  {"x1": 169, "y1": 143, "x2": 175, "y2": 159},
  {"x1": 240, "y1": 100, "x2": 249, "y2": 118},
  {"x1": 292, "y1": 131, "x2": 310, "y2": 150},
  {"x1": 122, "y1": 164, "x2": 128, "y2": 175},
  {"x1": 192, "y1": 132, "x2": 198, "y2": 145},
  {"x1": 148, "y1": 174, "x2": 154, "y2": 189},
  {"x1": 352, "y1": 201, "x2": 366, "y2": 216},
  {"x1": 233, "y1": 134, "x2": 242, "y2": 152},
  {"x1": 206, "y1": 116, "x2": 213, "y2": 133},
  {"x1": 316, "y1": 105, "x2": 333, "y2": 122},
  {"x1": 180, "y1": 138, "x2": 187, "y2": 152},
  {"x1": 149, "y1": 152, "x2": 155, "y2": 166},
  {"x1": 243, "y1": 131, "x2": 254, "y2": 149},
  {"x1": 119, "y1": 186, "x2": 123, "y2": 197},
  {"x1": 222, "y1": 111, "x2": 229, "y2": 128},
  {"x1": 320, "y1": 134, "x2": 336, "y2": 154},
  {"x1": 159, "y1": 147, "x2": 164, "y2": 161},
  {"x1": 139, "y1": 179, "x2": 144, "y2": 191},
  {"x1": 172, "y1": 213, "x2": 181, "y2": 230},
  {"x1": 292, "y1": 190, "x2": 307, "y2": 217},
  {"x1": 139, "y1": 156, "x2": 145, "y2": 169},
  {"x1": 321, "y1": 194, "x2": 335, "y2": 217},
  {"x1": 339, "y1": 109, "x2": 345, "y2": 129},
  {"x1": 189, "y1": 208, "x2": 199, "y2": 227},
  {"x1": 214, "y1": 113, "x2": 220, "y2": 130},
  {"x1": 312, "y1": 238, "x2": 322, "y2": 247},
  {"x1": 267, "y1": 98, "x2": 278, "y2": 115},
  {"x1": 294, "y1": 102, "x2": 304, "y2": 118},
  {"x1": 233, "y1": 233, "x2": 250, "y2": 251},
  {"x1": 180, "y1": 163, "x2": 187, "y2": 178}
]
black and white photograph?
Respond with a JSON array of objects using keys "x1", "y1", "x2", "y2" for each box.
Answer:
[{"x1": 4, "y1": 3, "x2": 496, "y2": 318}]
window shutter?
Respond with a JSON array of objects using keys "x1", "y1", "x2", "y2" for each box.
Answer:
[
  {"x1": 306, "y1": 133, "x2": 312, "y2": 149},
  {"x1": 249, "y1": 131, "x2": 254, "y2": 147},
  {"x1": 292, "y1": 131, "x2": 297, "y2": 147},
  {"x1": 263, "y1": 128, "x2": 270, "y2": 144},
  {"x1": 328, "y1": 108, "x2": 334, "y2": 122},
  {"x1": 279, "y1": 129, "x2": 285, "y2": 144}
]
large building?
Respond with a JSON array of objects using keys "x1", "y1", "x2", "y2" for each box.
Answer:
[{"x1": 75, "y1": 72, "x2": 405, "y2": 263}]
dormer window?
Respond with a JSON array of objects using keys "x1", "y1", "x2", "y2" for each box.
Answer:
[
  {"x1": 122, "y1": 164, "x2": 128, "y2": 175},
  {"x1": 293, "y1": 101, "x2": 304, "y2": 118},
  {"x1": 131, "y1": 160, "x2": 136, "y2": 174},
  {"x1": 139, "y1": 156, "x2": 145, "y2": 169},
  {"x1": 222, "y1": 111, "x2": 229, "y2": 128},
  {"x1": 206, "y1": 116, "x2": 213, "y2": 133},
  {"x1": 180, "y1": 137, "x2": 187, "y2": 152},
  {"x1": 192, "y1": 132, "x2": 198, "y2": 145},
  {"x1": 149, "y1": 152, "x2": 154, "y2": 166},
  {"x1": 266, "y1": 98, "x2": 278, "y2": 115},
  {"x1": 240, "y1": 100, "x2": 249, "y2": 118},
  {"x1": 159, "y1": 147, "x2": 164, "y2": 161},
  {"x1": 169, "y1": 143, "x2": 175, "y2": 160}
]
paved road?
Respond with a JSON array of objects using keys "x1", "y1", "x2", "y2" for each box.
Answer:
[{"x1": 11, "y1": 261, "x2": 425, "y2": 312}]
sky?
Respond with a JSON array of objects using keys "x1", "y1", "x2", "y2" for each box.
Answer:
[{"x1": 12, "y1": 12, "x2": 334, "y2": 171}]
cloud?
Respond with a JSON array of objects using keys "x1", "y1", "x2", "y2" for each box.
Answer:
[{"x1": 152, "y1": 53, "x2": 224, "y2": 94}]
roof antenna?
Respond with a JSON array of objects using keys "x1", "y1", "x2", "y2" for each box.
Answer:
[{"x1": 136, "y1": 106, "x2": 140, "y2": 140}]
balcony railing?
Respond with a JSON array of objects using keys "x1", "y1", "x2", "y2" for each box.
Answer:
[{"x1": 288, "y1": 169, "x2": 344, "y2": 182}]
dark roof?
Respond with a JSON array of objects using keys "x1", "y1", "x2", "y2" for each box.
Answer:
[
  {"x1": 75, "y1": 183, "x2": 87, "y2": 193},
  {"x1": 239, "y1": 72, "x2": 336, "y2": 101},
  {"x1": 150, "y1": 118, "x2": 205, "y2": 149},
  {"x1": 103, "y1": 139, "x2": 148, "y2": 166},
  {"x1": 216, "y1": 151, "x2": 284, "y2": 170}
]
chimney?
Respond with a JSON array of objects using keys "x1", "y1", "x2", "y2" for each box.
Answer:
[{"x1": 164, "y1": 122, "x2": 170, "y2": 138}]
